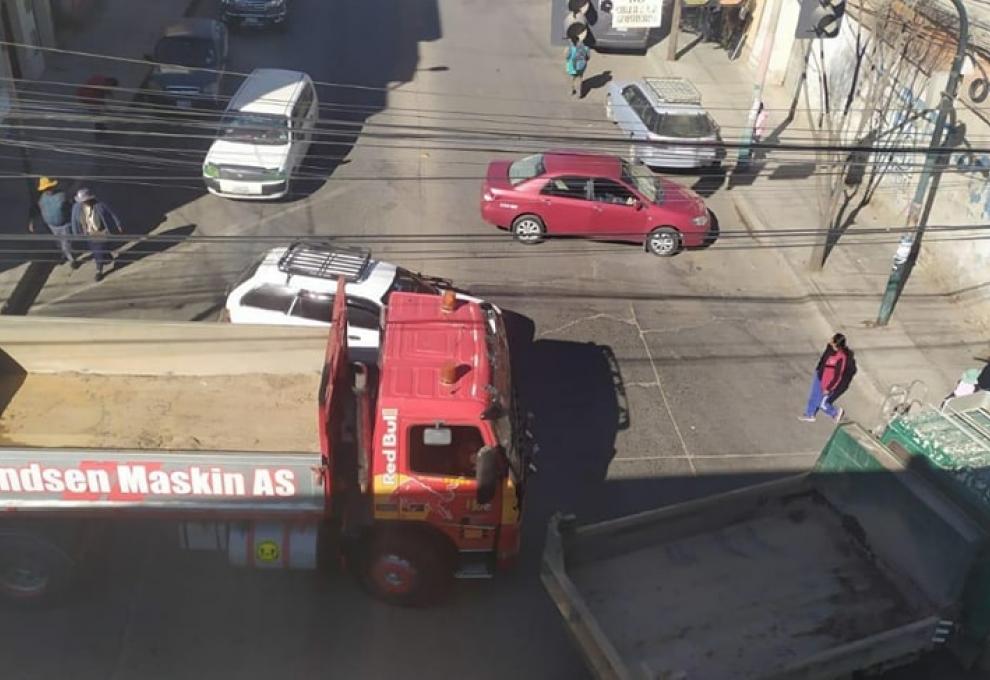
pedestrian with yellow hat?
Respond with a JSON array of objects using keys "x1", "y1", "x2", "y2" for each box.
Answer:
[{"x1": 27, "y1": 176, "x2": 78, "y2": 268}]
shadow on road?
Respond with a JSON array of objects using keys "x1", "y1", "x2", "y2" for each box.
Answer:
[{"x1": 108, "y1": 223, "x2": 198, "y2": 275}]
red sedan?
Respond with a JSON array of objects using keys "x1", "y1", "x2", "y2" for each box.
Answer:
[{"x1": 481, "y1": 151, "x2": 712, "y2": 256}]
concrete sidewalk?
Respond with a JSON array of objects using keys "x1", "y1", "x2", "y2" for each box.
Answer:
[
  {"x1": 0, "y1": 0, "x2": 202, "y2": 308},
  {"x1": 644, "y1": 37, "x2": 989, "y2": 418}
]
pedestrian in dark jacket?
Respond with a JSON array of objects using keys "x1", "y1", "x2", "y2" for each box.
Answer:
[
  {"x1": 76, "y1": 75, "x2": 118, "y2": 133},
  {"x1": 799, "y1": 333, "x2": 851, "y2": 422},
  {"x1": 28, "y1": 176, "x2": 78, "y2": 267},
  {"x1": 70, "y1": 187, "x2": 122, "y2": 281}
]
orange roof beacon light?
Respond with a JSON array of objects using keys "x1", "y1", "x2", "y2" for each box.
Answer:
[
  {"x1": 440, "y1": 362, "x2": 457, "y2": 386},
  {"x1": 440, "y1": 288, "x2": 457, "y2": 313}
]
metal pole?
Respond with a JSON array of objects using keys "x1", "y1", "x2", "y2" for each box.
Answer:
[
  {"x1": 875, "y1": 0, "x2": 968, "y2": 326},
  {"x1": 738, "y1": 0, "x2": 783, "y2": 165},
  {"x1": 668, "y1": 0, "x2": 683, "y2": 61}
]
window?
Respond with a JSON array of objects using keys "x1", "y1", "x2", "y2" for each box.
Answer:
[
  {"x1": 346, "y1": 301, "x2": 380, "y2": 330},
  {"x1": 653, "y1": 113, "x2": 716, "y2": 139},
  {"x1": 620, "y1": 160, "x2": 661, "y2": 204},
  {"x1": 409, "y1": 425, "x2": 484, "y2": 479},
  {"x1": 291, "y1": 86, "x2": 314, "y2": 124},
  {"x1": 220, "y1": 111, "x2": 288, "y2": 145},
  {"x1": 540, "y1": 176, "x2": 589, "y2": 200},
  {"x1": 508, "y1": 154, "x2": 545, "y2": 186},
  {"x1": 387, "y1": 268, "x2": 439, "y2": 300},
  {"x1": 592, "y1": 178, "x2": 636, "y2": 205},
  {"x1": 622, "y1": 85, "x2": 652, "y2": 120},
  {"x1": 154, "y1": 37, "x2": 217, "y2": 67},
  {"x1": 240, "y1": 284, "x2": 296, "y2": 313},
  {"x1": 290, "y1": 292, "x2": 332, "y2": 322}
]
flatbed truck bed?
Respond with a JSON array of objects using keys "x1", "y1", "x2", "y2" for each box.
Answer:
[
  {"x1": 0, "y1": 372, "x2": 318, "y2": 452},
  {"x1": 0, "y1": 316, "x2": 325, "y2": 453}
]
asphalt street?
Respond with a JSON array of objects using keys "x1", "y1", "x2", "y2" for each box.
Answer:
[{"x1": 0, "y1": 1, "x2": 977, "y2": 678}]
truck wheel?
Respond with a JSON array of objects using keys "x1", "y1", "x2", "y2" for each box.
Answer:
[
  {"x1": 0, "y1": 533, "x2": 76, "y2": 605},
  {"x1": 362, "y1": 531, "x2": 453, "y2": 607}
]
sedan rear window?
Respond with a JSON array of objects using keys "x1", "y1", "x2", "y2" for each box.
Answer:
[
  {"x1": 155, "y1": 37, "x2": 217, "y2": 68},
  {"x1": 508, "y1": 154, "x2": 545, "y2": 186}
]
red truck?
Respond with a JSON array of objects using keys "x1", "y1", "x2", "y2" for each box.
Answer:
[{"x1": 0, "y1": 280, "x2": 532, "y2": 606}]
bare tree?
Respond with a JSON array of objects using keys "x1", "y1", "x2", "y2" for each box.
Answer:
[{"x1": 805, "y1": 0, "x2": 947, "y2": 269}]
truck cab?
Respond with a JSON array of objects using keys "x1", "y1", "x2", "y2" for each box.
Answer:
[{"x1": 325, "y1": 284, "x2": 532, "y2": 605}]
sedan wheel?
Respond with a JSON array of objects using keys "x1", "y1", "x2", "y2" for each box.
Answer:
[
  {"x1": 512, "y1": 215, "x2": 545, "y2": 244},
  {"x1": 647, "y1": 227, "x2": 682, "y2": 257}
]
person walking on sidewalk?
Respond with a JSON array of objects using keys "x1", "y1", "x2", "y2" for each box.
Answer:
[
  {"x1": 28, "y1": 176, "x2": 79, "y2": 268},
  {"x1": 799, "y1": 333, "x2": 852, "y2": 422},
  {"x1": 565, "y1": 37, "x2": 591, "y2": 98},
  {"x1": 70, "y1": 187, "x2": 122, "y2": 282},
  {"x1": 76, "y1": 75, "x2": 119, "y2": 133}
]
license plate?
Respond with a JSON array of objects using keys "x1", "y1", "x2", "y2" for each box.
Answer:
[{"x1": 220, "y1": 181, "x2": 259, "y2": 195}]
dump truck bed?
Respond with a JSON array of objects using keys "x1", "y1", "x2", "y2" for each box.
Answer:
[
  {"x1": 562, "y1": 492, "x2": 925, "y2": 679},
  {"x1": 543, "y1": 425, "x2": 987, "y2": 680},
  {"x1": 0, "y1": 317, "x2": 327, "y2": 453}
]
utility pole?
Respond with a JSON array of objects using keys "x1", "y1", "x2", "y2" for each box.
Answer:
[
  {"x1": 875, "y1": 0, "x2": 968, "y2": 326},
  {"x1": 738, "y1": 0, "x2": 784, "y2": 166},
  {"x1": 667, "y1": 0, "x2": 683, "y2": 61}
]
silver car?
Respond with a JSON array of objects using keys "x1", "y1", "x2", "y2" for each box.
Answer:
[{"x1": 605, "y1": 77, "x2": 723, "y2": 169}]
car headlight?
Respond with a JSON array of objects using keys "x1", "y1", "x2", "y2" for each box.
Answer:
[
  {"x1": 692, "y1": 214, "x2": 709, "y2": 226},
  {"x1": 264, "y1": 168, "x2": 287, "y2": 181},
  {"x1": 203, "y1": 162, "x2": 220, "y2": 178},
  {"x1": 265, "y1": 0, "x2": 284, "y2": 7}
]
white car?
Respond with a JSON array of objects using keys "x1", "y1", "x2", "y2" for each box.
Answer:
[
  {"x1": 224, "y1": 242, "x2": 475, "y2": 350},
  {"x1": 203, "y1": 68, "x2": 318, "y2": 200}
]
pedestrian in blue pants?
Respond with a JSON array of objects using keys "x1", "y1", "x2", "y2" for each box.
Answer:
[{"x1": 799, "y1": 333, "x2": 851, "y2": 422}]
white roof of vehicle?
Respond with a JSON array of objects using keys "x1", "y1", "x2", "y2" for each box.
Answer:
[
  {"x1": 229, "y1": 68, "x2": 308, "y2": 118},
  {"x1": 247, "y1": 246, "x2": 397, "y2": 304}
]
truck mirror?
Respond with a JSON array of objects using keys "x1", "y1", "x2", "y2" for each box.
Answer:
[
  {"x1": 423, "y1": 426, "x2": 452, "y2": 447},
  {"x1": 475, "y1": 446, "x2": 500, "y2": 504}
]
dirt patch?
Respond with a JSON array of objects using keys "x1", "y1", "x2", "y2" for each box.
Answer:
[{"x1": 0, "y1": 371, "x2": 320, "y2": 453}]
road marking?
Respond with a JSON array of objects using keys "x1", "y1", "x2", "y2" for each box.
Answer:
[{"x1": 629, "y1": 302, "x2": 697, "y2": 476}]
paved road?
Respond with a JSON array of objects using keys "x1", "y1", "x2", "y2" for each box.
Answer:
[{"x1": 0, "y1": 1, "x2": 979, "y2": 678}]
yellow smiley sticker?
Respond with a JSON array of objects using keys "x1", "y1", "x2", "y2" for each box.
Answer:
[{"x1": 255, "y1": 539, "x2": 281, "y2": 564}]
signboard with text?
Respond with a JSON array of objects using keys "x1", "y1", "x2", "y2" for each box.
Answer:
[
  {"x1": 611, "y1": 0, "x2": 664, "y2": 29},
  {"x1": 0, "y1": 449, "x2": 326, "y2": 515}
]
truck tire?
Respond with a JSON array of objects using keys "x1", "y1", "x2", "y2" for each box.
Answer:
[
  {"x1": 361, "y1": 530, "x2": 454, "y2": 607},
  {"x1": 0, "y1": 532, "x2": 76, "y2": 606}
]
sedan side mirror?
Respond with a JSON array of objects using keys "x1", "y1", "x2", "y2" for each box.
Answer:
[{"x1": 475, "y1": 445, "x2": 500, "y2": 505}]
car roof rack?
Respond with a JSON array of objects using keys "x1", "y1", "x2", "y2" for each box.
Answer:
[
  {"x1": 277, "y1": 241, "x2": 372, "y2": 282},
  {"x1": 642, "y1": 77, "x2": 703, "y2": 105}
]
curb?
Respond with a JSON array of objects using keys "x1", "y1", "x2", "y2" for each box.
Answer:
[{"x1": 731, "y1": 191, "x2": 890, "y2": 412}]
